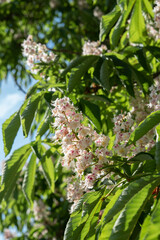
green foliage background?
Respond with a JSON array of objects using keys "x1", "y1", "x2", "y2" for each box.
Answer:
[{"x1": 1, "y1": 0, "x2": 160, "y2": 239}]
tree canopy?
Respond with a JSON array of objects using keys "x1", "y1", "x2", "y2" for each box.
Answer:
[{"x1": 1, "y1": 0, "x2": 160, "y2": 239}]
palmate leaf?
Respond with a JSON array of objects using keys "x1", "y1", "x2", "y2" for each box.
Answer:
[
  {"x1": 99, "y1": 5, "x2": 121, "y2": 42},
  {"x1": 108, "y1": 55, "x2": 135, "y2": 96},
  {"x1": 0, "y1": 144, "x2": 31, "y2": 202},
  {"x1": 99, "y1": 176, "x2": 156, "y2": 228},
  {"x1": 2, "y1": 111, "x2": 21, "y2": 156},
  {"x1": 136, "y1": 48, "x2": 152, "y2": 73},
  {"x1": 80, "y1": 198, "x2": 103, "y2": 240},
  {"x1": 98, "y1": 176, "x2": 160, "y2": 239},
  {"x1": 22, "y1": 153, "x2": 37, "y2": 206},
  {"x1": 100, "y1": 60, "x2": 110, "y2": 91},
  {"x1": 127, "y1": 110, "x2": 160, "y2": 145},
  {"x1": 145, "y1": 46, "x2": 160, "y2": 59},
  {"x1": 109, "y1": 0, "x2": 136, "y2": 47},
  {"x1": 139, "y1": 199, "x2": 160, "y2": 240},
  {"x1": 32, "y1": 142, "x2": 55, "y2": 192},
  {"x1": 20, "y1": 92, "x2": 43, "y2": 137},
  {"x1": 65, "y1": 176, "x2": 160, "y2": 240},
  {"x1": 129, "y1": 0, "x2": 146, "y2": 43},
  {"x1": 62, "y1": 56, "x2": 92, "y2": 76},
  {"x1": 79, "y1": 99, "x2": 101, "y2": 130},
  {"x1": 64, "y1": 190, "x2": 103, "y2": 240},
  {"x1": 106, "y1": 180, "x2": 158, "y2": 239},
  {"x1": 40, "y1": 149, "x2": 55, "y2": 193},
  {"x1": 98, "y1": 213, "x2": 121, "y2": 240},
  {"x1": 68, "y1": 56, "x2": 99, "y2": 92},
  {"x1": 143, "y1": 0, "x2": 154, "y2": 18},
  {"x1": 36, "y1": 108, "x2": 51, "y2": 140}
]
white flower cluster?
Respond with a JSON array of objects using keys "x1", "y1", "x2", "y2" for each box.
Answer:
[
  {"x1": 52, "y1": 84, "x2": 159, "y2": 210},
  {"x1": 52, "y1": 97, "x2": 112, "y2": 209},
  {"x1": 4, "y1": 229, "x2": 16, "y2": 239},
  {"x1": 113, "y1": 84, "x2": 158, "y2": 158},
  {"x1": 33, "y1": 199, "x2": 49, "y2": 222},
  {"x1": 113, "y1": 112, "x2": 154, "y2": 157},
  {"x1": 148, "y1": 77, "x2": 160, "y2": 110},
  {"x1": 82, "y1": 40, "x2": 107, "y2": 56},
  {"x1": 93, "y1": 6, "x2": 103, "y2": 20},
  {"x1": 22, "y1": 35, "x2": 56, "y2": 74},
  {"x1": 147, "y1": 0, "x2": 160, "y2": 40},
  {"x1": 0, "y1": 0, "x2": 10, "y2": 3},
  {"x1": 154, "y1": 0, "x2": 160, "y2": 29}
]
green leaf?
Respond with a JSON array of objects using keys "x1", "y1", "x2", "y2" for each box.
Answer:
[
  {"x1": 64, "y1": 191, "x2": 103, "y2": 240},
  {"x1": 79, "y1": 99, "x2": 101, "y2": 130},
  {"x1": 143, "y1": 0, "x2": 154, "y2": 18},
  {"x1": 108, "y1": 56, "x2": 135, "y2": 96},
  {"x1": 99, "y1": 176, "x2": 160, "y2": 240},
  {"x1": 99, "y1": 189, "x2": 122, "y2": 227},
  {"x1": 99, "y1": 5, "x2": 121, "y2": 41},
  {"x1": 130, "y1": 153, "x2": 155, "y2": 175},
  {"x1": 100, "y1": 176, "x2": 159, "y2": 226},
  {"x1": 40, "y1": 150, "x2": 55, "y2": 192},
  {"x1": 110, "y1": 0, "x2": 136, "y2": 47},
  {"x1": 108, "y1": 178, "x2": 159, "y2": 239},
  {"x1": 62, "y1": 56, "x2": 91, "y2": 76},
  {"x1": 2, "y1": 111, "x2": 21, "y2": 156},
  {"x1": 109, "y1": 15, "x2": 124, "y2": 47},
  {"x1": 145, "y1": 46, "x2": 160, "y2": 59},
  {"x1": 0, "y1": 144, "x2": 31, "y2": 202},
  {"x1": 129, "y1": 0, "x2": 146, "y2": 43},
  {"x1": 139, "y1": 199, "x2": 160, "y2": 240},
  {"x1": 31, "y1": 141, "x2": 46, "y2": 159},
  {"x1": 100, "y1": 60, "x2": 110, "y2": 91},
  {"x1": 109, "y1": 0, "x2": 135, "y2": 47},
  {"x1": 20, "y1": 92, "x2": 43, "y2": 137},
  {"x1": 25, "y1": 82, "x2": 39, "y2": 99},
  {"x1": 98, "y1": 212, "x2": 120, "y2": 240},
  {"x1": 139, "y1": 215, "x2": 151, "y2": 240},
  {"x1": 80, "y1": 198, "x2": 103, "y2": 240},
  {"x1": 22, "y1": 153, "x2": 37, "y2": 206},
  {"x1": 79, "y1": 94, "x2": 111, "y2": 104},
  {"x1": 36, "y1": 108, "x2": 51, "y2": 139},
  {"x1": 128, "y1": 110, "x2": 160, "y2": 145},
  {"x1": 68, "y1": 56, "x2": 99, "y2": 92},
  {"x1": 136, "y1": 49, "x2": 151, "y2": 73}
]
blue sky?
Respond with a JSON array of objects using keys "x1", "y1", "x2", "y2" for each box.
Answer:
[
  {"x1": 0, "y1": 76, "x2": 31, "y2": 239},
  {"x1": 0, "y1": 76, "x2": 30, "y2": 164}
]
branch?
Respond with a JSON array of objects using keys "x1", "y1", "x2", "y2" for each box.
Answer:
[
  {"x1": 15, "y1": 80, "x2": 26, "y2": 94},
  {"x1": 48, "y1": 47, "x2": 81, "y2": 55},
  {"x1": 153, "y1": 71, "x2": 160, "y2": 79}
]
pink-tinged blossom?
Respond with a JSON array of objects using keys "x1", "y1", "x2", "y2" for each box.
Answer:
[
  {"x1": 82, "y1": 40, "x2": 107, "y2": 56},
  {"x1": 95, "y1": 148, "x2": 111, "y2": 162},
  {"x1": 78, "y1": 125, "x2": 94, "y2": 139},
  {"x1": 22, "y1": 35, "x2": 56, "y2": 74},
  {"x1": 52, "y1": 97, "x2": 114, "y2": 206},
  {"x1": 95, "y1": 134, "x2": 110, "y2": 147},
  {"x1": 92, "y1": 164, "x2": 104, "y2": 178},
  {"x1": 76, "y1": 150, "x2": 93, "y2": 174},
  {"x1": 67, "y1": 180, "x2": 84, "y2": 202},
  {"x1": 78, "y1": 137, "x2": 93, "y2": 150},
  {"x1": 84, "y1": 173, "x2": 96, "y2": 189},
  {"x1": 33, "y1": 200, "x2": 49, "y2": 221},
  {"x1": 147, "y1": 0, "x2": 160, "y2": 40},
  {"x1": 4, "y1": 229, "x2": 16, "y2": 239}
]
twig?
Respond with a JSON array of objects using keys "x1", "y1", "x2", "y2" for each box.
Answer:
[
  {"x1": 152, "y1": 71, "x2": 160, "y2": 79},
  {"x1": 103, "y1": 179, "x2": 126, "y2": 200},
  {"x1": 47, "y1": 47, "x2": 81, "y2": 55},
  {"x1": 15, "y1": 80, "x2": 26, "y2": 94}
]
